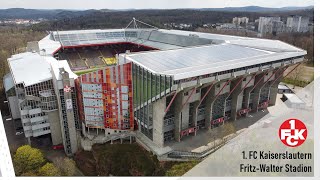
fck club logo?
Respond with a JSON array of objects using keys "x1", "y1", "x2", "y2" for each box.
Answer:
[{"x1": 279, "y1": 118, "x2": 307, "y2": 147}]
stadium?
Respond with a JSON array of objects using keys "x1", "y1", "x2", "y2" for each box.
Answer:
[{"x1": 3, "y1": 19, "x2": 306, "y2": 158}]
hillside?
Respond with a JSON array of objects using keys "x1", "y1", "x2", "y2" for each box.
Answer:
[{"x1": 28, "y1": 8, "x2": 314, "y2": 31}]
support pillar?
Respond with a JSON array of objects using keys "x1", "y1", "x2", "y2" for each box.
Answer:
[
  {"x1": 252, "y1": 73, "x2": 267, "y2": 113},
  {"x1": 173, "y1": 92, "x2": 183, "y2": 142},
  {"x1": 269, "y1": 69, "x2": 285, "y2": 106},
  {"x1": 230, "y1": 78, "x2": 244, "y2": 121},
  {"x1": 204, "y1": 85, "x2": 217, "y2": 129},
  {"x1": 152, "y1": 97, "x2": 166, "y2": 147},
  {"x1": 27, "y1": 137, "x2": 31, "y2": 145},
  {"x1": 191, "y1": 101, "x2": 200, "y2": 129}
]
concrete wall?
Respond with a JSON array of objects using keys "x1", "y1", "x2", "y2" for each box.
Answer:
[
  {"x1": 7, "y1": 96, "x2": 20, "y2": 120},
  {"x1": 173, "y1": 92, "x2": 183, "y2": 142},
  {"x1": 230, "y1": 77, "x2": 245, "y2": 121},
  {"x1": 47, "y1": 111, "x2": 63, "y2": 145},
  {"x1": 269, "y1": 68, "x2": 284, "y2": 106},
  {"x1": 251, "y1": 73, "x2": 266, "y2": 112},
  {"x1": 152, "y1": 97, "x2": 166, "y2": 147}
]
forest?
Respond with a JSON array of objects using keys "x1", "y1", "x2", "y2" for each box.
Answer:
[{"x1": 29, "y1": 8, "x2": 314, "y2": 31}]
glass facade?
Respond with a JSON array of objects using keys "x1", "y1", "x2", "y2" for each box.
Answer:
[{"x1": 132, "y1": 63, "x2": 173, "y2": 139}]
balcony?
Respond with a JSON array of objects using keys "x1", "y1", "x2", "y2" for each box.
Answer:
[
  {"x1": 29, "y1": 108, "x2": 42, "y2": 115},
  {"x1": 33, "y1": 129, "x2": 51, "y2": 137},
  {"x1": 31, "y1": 123, "x2": 50, "y2": 131},
  {"x1": 23, "y1": 125, "x2": 32, "y2": 131},
  {"x1": 21, "y1": 118, "x2": 30, "y2": 124},
  {"x1": 30, "y1": 115, "x2": 48, "y2": 124}
]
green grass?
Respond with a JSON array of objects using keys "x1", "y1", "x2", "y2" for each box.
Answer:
[
  {"x1": 165, "y1": 161, "x2": 199, "y2": 176},
  {"x1": 282, "y1": 78, "x2": 311, "y2": 88},
  {"x1": 74, "y1": 67, "x2": 105, "y2": 76}
]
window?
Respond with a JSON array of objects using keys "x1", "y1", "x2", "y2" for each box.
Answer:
[{"x1": 184, "y1": 92, "x2": 189, "y2": 96}]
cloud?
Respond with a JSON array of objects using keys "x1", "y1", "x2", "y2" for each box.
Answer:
[{"x1": 0, "y1": 0, "x2": 314, "y2": 9}]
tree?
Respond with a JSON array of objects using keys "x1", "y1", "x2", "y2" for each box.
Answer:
[
  {"x1": 13, "y1": 145, "x2": 46, "y2": 175},
  {"x1": 290, "y1": 65, "x2": 304, "y2": 89},
  {"x1": 222, "y1": 122, "x2": 236, "y2": 139},
  {"x1": 21, "y1": 171, "x2": 38, "y2": 176},
  {"x1": 53, "y1": 157, "x2": 77, "y2": 176},
  {"x1": 38, "y1": 163, "x2": 61, "y2": 176}
]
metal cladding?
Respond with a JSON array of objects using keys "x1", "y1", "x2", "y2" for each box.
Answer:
[{"x1": 78, "y1": 63, "x2": 134, "y2": 130}]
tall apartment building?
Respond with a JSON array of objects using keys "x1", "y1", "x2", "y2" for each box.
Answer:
[
  {"x1": 258, "y1": 17, "x2": 285, "y2": 35},
  {"x1": 232, "y1": 17, "x2": 249, "y2": 26},
  {"x1": 286, "y1": 16, "x2": 310, "y2": 33}
]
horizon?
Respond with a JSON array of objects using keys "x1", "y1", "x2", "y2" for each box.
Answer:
[
  {"x1": 0, "y1": 5, "x2": 315, "y2": 11},
  {"x1": 0, "y1": 0, "x2": 314, "y2": 10}
]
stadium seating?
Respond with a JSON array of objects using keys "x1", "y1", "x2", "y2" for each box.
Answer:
[{"x1": 57, "y1": 44, "x2": 155, "y2": 71}]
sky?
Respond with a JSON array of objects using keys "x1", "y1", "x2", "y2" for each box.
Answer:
[{"x1": 0, "y1": 0, "x2": 314, "y2": 10}]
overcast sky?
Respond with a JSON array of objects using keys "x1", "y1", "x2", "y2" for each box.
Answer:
[{"x1": 0, "y1": 0, "x2": 314, "y2": 10}]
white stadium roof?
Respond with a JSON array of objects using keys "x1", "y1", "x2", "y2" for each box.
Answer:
[
  {"x1": 36, "y1": 28, "x2": 306, "y2": 80},
  {"x1": 123, "y1": 43, "x2": 305, "y2": 80}
]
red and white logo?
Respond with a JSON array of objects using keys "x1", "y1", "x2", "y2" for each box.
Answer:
[
  {"x1": 64, "y1": 85, "x2": 72, "y2": 93},
  {"x1": 279, "y1": 119, "x2": 307, "y2": 147}
]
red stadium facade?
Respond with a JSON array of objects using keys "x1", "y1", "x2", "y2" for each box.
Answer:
[{"x1": 76, "y1": 63, "x2": 134, "y2": 131}]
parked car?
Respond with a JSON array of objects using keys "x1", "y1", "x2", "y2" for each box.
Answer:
[
  {"x1": 15, "y1": 131, "x2": 24, "y2": 135},
  {"x1": 52, "y1": 144, "x2": 64, "y2": 150}
]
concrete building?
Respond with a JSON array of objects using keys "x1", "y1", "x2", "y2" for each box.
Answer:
[
  {"x1": 4, "y1": 52, "x2": 80, "y2": 156},
  {"x1": 216, "y1": 23, "x2": 239, "y2": 30},
  {"x1": 281, "y1": 93, "x2": 306, "y2": 109},
  {"x1": 286, "y1": 16, "x2": 310, "y2": 33},
  {"x1": 3, "y1": 21, "x2": 307, "y2": 157},
  {"x1": 258, "y1": 17, "x2": 285, "y2": 35},
  {"x1": 232, "y1": 17, "x2": 249, "y2": 26},
  {"x1": 278, "y1": 84, "x2": 293, "y2": 94}
]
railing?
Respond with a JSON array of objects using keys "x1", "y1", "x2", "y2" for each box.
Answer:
[
  {"x1": 258, "y1": 101, "x2": 269, "y2": 109},
  {"x1": 211, "y1": 116, "x2": 226, "y2": 125},
  {"x1": 167, "y1": 137, "x2": 230, "y2": 159},
  {"x1": 180, "y1": 127, "x2": 197, "y2": 139},
  {"x1": 237, "y1": 108, "x2": 251, "y2": 116}
]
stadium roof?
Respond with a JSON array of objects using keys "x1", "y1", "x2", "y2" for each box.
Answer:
[
  {"x1": 38, "y1": 28, "x2": 306, "y2": 80},
  {"x1": 123, "y1": 43, "x2": 305, "y2": 80}
]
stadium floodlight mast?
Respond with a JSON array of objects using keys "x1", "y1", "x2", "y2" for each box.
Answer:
[{"x1": 125, "y1": 17, "x2": 159, "y2": 29}]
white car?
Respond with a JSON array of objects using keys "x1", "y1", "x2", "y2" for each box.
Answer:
[{"x1": 15, "y1": 131, "x2": 24, "y2": 135}]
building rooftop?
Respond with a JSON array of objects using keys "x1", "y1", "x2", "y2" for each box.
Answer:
[
  {"x1": 283, "y1": 93, "x2": 305, "y2": 104},
  {"x1": 8, "y1": 52, "x2": 52, "y2": 87},
  {"x1": 7, "y1": 52, "x2": 78, "y2": 87},
  {"x1": 278, "y1": 84, "x2": 291, "y2": 90}
]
